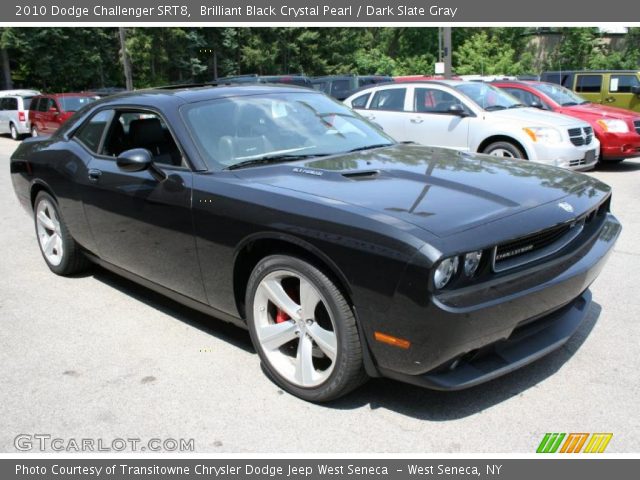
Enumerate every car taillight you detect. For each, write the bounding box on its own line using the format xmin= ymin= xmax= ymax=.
xmin=18 ymin=111 xmax=25 ymax=122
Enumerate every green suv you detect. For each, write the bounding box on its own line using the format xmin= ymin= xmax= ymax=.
xmin=541 ymin=70 xmax=640 ymax=112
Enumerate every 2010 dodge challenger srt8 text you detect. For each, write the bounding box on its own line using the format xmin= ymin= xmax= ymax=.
xmin=10 ymin=85 xmax=621 ymax=402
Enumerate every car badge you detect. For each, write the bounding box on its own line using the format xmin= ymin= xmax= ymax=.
xmin=558 ymin=202 xmax=574 ymax=213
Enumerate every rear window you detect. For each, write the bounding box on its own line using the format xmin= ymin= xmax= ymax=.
xmin=57 ymin=96 xmax=97 ymax=112
xmin=330 ymin=79 xmax=352 ymax=98
xmin=22 ymin=96 xmax=33 ymax=110
xmin=575 ymin=75 xmax=602 ymax=93
xmin=0 ymin=97 xmax=18 ymax=110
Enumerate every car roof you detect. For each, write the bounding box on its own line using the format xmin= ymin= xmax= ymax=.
xmin=36 ymin=92 xmax=99 ymax=98
xmin=81 ymin=83 xmax=322 ymax=107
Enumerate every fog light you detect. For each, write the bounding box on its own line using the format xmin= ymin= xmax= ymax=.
xmin=434 ymin=256 xmax=459 ymax=289
xmin=464 ymin=251 xmax=482 ymax=277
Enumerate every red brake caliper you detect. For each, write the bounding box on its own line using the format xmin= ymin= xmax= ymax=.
xmin=275 ymin=286 xmax=299 ymax=323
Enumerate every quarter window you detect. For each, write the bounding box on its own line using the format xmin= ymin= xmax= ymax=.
xmin=369 ymin=88 xmax=407 ymax=111
xmin=74 ymin=110 xmax=114 ymax=153
xmin=575 ymin=75 xmax=603 ymax=93
xmin=609 ymin=75 xmax=640 ymax=93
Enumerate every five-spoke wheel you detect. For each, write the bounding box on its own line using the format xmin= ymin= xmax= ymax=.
xmin=247 ymin=255 xmax=366 ymax=402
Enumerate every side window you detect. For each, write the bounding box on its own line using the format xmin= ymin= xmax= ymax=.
xmin=37 ymin=98 xmax=50 ymax=112
xmin=575 ymin=75 xmax=602 ymax=93
xmin=369 ymin=88 xmax=407 ymax=111
xmin=350 ymin=93 xmax=370 ymax=109
xmin=30 ymin=98 xmax=40 ymax=112
xmin=102 ymin=110 xmax=182 ymax=166
xmin=501 ymin=87 xmax=541 ymax=107
xmin=610 ymin=75 xmax=640 ymax=93
xmin=414 ymin=88 xmax=462 ymax=114
xmin=7 ymin=98 xmax=19 ymax=111
xmin=0 ymin=98 xmax=8 ymax=110
xmin=74 ymin=110 xmax=114 ymax=153
xmin=49 ymin=99 xmax=59 ymax=111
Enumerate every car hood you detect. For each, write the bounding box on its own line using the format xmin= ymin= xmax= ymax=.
xmin=233 ymin=144 xmax=609 ymax=238
xmin=558 ymin=102 xmax=639 ymax=121
xmin=487 ymin=107 xmax=587 ymax=128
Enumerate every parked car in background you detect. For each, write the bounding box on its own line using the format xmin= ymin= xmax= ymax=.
xmin=0 ymin=90 xmax=40 ymax=140
xmin=494 ymin=80 xmax=640 ymax=163
xmin=29 ymin=93 xmax=99 ymax=137
xmin=216 ymin=74 xmax=312 ymax=88
xmin=10 ymin=84 xmax=620 ymax=401
xmin=344 ymin=80 xmax=600 ymax=171
xmin=540 ymin=70 xmax=640 ymax=112
xmin=311 ymin=75 xmax=392 ymax=100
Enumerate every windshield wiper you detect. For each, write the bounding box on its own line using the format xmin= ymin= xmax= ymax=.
xmin=226 ymin=154 xmax=328 ymax=170
xmin=508 ymin=103 xmax=527 ymax=109
xmin=346 ymin=143 xmax=394 ymax=153
xmin=484 ymin=105 xmax=507 ymax=111
xmin=561 ymin=102 xmax=578 ymax=106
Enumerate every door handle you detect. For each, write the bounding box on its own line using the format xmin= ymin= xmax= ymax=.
xmin=410 ymin=117 xmax=424 ymax=124
xmin=88 ymin=168 xmax=102 ymax=181
xmin=604 ymin=97 xmax=615 ymax=103
xmin=367 ymin=114 xmax=376 ymax=120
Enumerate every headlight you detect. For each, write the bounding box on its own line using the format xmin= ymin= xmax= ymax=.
xmin=596 ymin=119 xmax=629 ymax=133
xmin=463 ymin=251 xmax=482 ymax=277
xmin=523 ymin=127 xmax=563 ymax=144
xmin=433 ymin=256 xmax=459 ymax=290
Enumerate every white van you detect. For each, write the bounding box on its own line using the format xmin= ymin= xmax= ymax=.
xmin=344 ymin=80 xmax=599 ymax=171
xmin=0 ymin=90 xmax=40 ymax=140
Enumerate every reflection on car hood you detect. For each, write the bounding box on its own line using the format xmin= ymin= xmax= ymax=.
xmin=488 ymin=107 xmax=589 ymax=128
xmin=234 ymin=144 xmax=610 ymax=237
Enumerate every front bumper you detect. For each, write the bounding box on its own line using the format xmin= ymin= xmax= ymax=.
xmin=599 ymin=131 xmax=640 ymax=160
xmin=380 ymin=290 xmax=591 ymax=390
xmin=369 ymin=213 xmax=620 ymax=390
xmin=529 ymin=139 xmax=600 ymax=171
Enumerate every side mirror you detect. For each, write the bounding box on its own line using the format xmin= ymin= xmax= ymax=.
xmin=631 ymin=85 xmax=640 ymax=95
xmin=448 ymin=104 xmax=469 ymax=117
xmin=117 ymin=148 xmax=153 ymax=172
xmin=117 ymin=148 xmax=168 ymax=182
xmin=530 ymin=101 xmax=544 ymax=109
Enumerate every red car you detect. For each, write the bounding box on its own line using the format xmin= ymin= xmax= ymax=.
xmin=29 ymin=93 xmax=98 ymax=137
xmin=494 ymin=80 xmax=640 ymax=163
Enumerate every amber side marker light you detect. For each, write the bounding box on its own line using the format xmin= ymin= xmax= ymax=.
xmin=374 ymin=331 xmax=411 ymax=349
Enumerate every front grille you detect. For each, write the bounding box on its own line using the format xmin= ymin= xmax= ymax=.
xmin=568 ymin=126 xmax=594 ymax=146
xmin=492 ymin=197 xmax=610 ymax=272
xmin=634 ymin=120 xmax=640 ymax=135
xmin=569 ymin=158 xmax=587 ymax=167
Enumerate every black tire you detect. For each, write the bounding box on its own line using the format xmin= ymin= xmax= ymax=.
xmin=246 ymin=255 xmax=367 ymax=402
xmin=10 ymin=123 xmax=20 ymax=141
xmin=33 ymin=191 xmax=90 ymax=275
xmin=482 ymin=141 xmax=525 ymax=159
xmin=31 ymin=125 xmax=38 ymax=137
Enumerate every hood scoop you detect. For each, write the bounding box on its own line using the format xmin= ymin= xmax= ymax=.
xmin=342 ymin=170 xmax=380 ymax=180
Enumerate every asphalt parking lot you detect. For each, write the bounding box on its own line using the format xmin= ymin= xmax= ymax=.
xmin=1 ymin=135 xmax=639 ymax=453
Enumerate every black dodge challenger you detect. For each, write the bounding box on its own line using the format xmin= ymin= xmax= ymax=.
xmin=10 ymin=85 xmax=621 ymax=401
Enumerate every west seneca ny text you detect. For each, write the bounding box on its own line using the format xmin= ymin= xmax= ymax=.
xmin=201 ymin=4 xmax=460 ymax=18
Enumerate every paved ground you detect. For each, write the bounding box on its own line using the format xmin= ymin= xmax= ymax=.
xmin=0 ymin=135 xmax=638 ymax=453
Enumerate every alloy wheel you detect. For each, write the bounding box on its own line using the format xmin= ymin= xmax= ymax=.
xmin=253 ymin=270 xmax=338 ymax=388
xmin=489 ymin=148 xmax=516 ymax=158
xmin=35 ymin=199 xmax=64 ymax=266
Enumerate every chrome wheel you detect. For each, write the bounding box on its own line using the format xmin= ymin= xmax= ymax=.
xmin=35 ymin=199 xmax=63 ymax=266
xmin=253 ymin=270 xmax=337 ymax=388
xmin=10 ymin=124 xmax=18 ymax=140
xmin=489 ymin=148 xmax=516 ymax=158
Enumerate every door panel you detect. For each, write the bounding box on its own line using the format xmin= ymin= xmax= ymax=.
xmin=404 ymin=87 xmax=471 ymax=149
xmin=82 ymin=160 xmax=207 ymax=302
xmin=574 ymin=74 xmax=604 ymax=104
xmin=360 ymin=87 xmax=410 ymax=139
xmin=607 ymin=74 xmax=640 ymax=111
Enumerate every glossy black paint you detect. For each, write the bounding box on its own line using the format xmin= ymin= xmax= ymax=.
xmin=10 ymin=85 xmax=621 ymax=389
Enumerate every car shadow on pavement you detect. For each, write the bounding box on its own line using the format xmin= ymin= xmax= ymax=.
xmin=91 ymin=267 xmax=255 ymax=354
xmin=596 ymin=160 xmax=640 ymax=172
xmin=327 ymin=301 xmax=602 ymax=420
